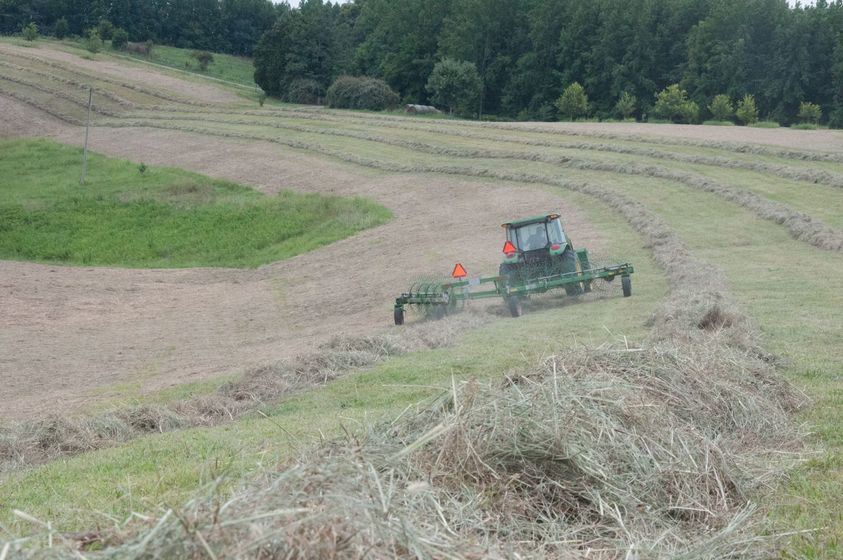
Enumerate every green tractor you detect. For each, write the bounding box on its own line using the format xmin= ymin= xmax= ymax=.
xmin=498 ymin=213 xmax=616 ymax=316
xmin=393 ymin=212 xmax=633 ymax=325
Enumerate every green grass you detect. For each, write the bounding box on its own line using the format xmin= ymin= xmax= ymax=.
xmin=790 ymin=122 xmax=819 ymax=130
xmin=0 ymin=139 xmax=390 ymax=268
xmin=749 ymin=120 xmax=782 ymax=128
xmin=702 ymin=119 xmax=735 ymax=126
xmin=0 ymin=187 xmax=666 ymax=534
xmin=122 ymin=44 xmax=257 ymax=88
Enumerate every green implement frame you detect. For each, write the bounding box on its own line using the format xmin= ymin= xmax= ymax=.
xmin=394 ymin=262 xmax=634 ymax=325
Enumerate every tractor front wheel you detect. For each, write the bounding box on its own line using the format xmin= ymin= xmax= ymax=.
xmin=506 ymin=296 xmax=523 ymax=318
xmin=621 ymin=275 xmax=632 ymax=297
xmin=394 ymin=306 xmax=405 ymax=325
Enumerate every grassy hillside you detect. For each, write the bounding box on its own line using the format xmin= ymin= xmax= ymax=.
xmin=1 ymin=44 xmax=842 ymax=557
xmin=121 ymin=44 xmax=257 ymax=88
xmin=0 ymin=139 xmax=390 ymax=267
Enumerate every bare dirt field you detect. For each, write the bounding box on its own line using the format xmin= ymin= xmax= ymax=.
xmin=0 ymin=96 xmax=595 ymax=419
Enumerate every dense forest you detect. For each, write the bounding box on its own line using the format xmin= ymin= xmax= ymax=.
xmin=0 ymin=0 xmax=278 ymax=55
xmin=2 ymin=0 xmax=842 ymax=125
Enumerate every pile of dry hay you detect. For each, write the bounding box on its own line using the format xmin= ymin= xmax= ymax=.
xmin=0 ymin=311 xmax=488 ymax=472
xmin=6 ymin=338 xmax=802 ymax=558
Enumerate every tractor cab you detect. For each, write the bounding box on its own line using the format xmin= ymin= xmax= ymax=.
xmin=499 ymin=213 xmax=590 ymax=294
xmin=502 ymin=214 xmax=569 ymax=260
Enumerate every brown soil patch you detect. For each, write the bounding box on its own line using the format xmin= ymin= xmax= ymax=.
xmin=0 ymin=97 xmax=599 ymax=420
xmin=0 ymin=43 xmax=240 ymax=105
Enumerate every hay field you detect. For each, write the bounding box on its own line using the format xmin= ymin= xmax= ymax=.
xmin=1 ymin=41 xmax=842 ymax=557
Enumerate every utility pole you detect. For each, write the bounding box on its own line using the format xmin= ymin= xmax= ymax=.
xmin=80 ymin=85 xmax=92 ymax=184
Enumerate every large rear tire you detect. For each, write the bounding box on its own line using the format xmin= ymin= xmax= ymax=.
xmin=621 ymin=275 xmax=632 ymax=297
xmin=394 ymin=306 xmax=405 ymax=325
xmin=562 ymin=249 xmax=583 ymax=296
xmin=506 ymin=296 xmax=523 ymax=318
xmin=499 ymin=262 xmax=516 ymax=287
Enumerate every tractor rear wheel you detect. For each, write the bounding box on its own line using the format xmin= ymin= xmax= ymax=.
xmin=506 ymin=296 xmax=523 ymax=318
xmin=562 ymin=249 xmax=583 ymax=296
xmin=394 ymin=306 xmax=405 ymax=325
xmin=499 ymin=262 xmax=516 ymax=287
xmin=622 ymin=275 xmax=632 ymax=297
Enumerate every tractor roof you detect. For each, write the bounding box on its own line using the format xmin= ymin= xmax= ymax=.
xmin=501 ymin=213 xmax=560 ymax=229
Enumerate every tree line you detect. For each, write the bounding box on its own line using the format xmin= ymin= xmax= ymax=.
xmin=253 ymin=0 xmax=843 ymax=126
xmin=3 ymin=0 xmax=842 ymax=126
xmin=0 ymin=0 xmax=278 ymax=55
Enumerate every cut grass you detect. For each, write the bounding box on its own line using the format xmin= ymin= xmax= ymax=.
xmin=0 ymin=189 xmax=666 ymax=534
xmin=2 ymin=49 xmax=842 ymax=554
xmin=0 ymin=139 xmax=390 ymax=267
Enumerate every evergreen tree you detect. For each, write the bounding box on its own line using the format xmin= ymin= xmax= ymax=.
xmin=21 ymin=21 xmax=36 ymax=40
xmin=797 ymin=101 xmax=821 ymax=124
xmin=54 ymin=17 xmax=68 ymax=39
xmin=708 ymin=94 xmax=734 ymax=121
xmin=736 ymin=94 xmax=759 ymax=125
xmin=615 ymin=91 xmax=637 ymax=120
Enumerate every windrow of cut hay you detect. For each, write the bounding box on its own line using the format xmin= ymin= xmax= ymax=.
xmin=0 ymin=49 xmax=214 ymax=108
xmin=283 ymin=106 xmax=843 ymax=164
xmin=0 ymin=81 xmax=85 ymax=124
xmin=269 ymin=117 xmax=843 ymax=250
xmin=0 ymin=60 xmax=136 ymax=109
xmin=0 ymin=312 xmax=489 ymax=472
xmin=168 ymin=107 xmax=843 ymax=189
xmin=6 ymin=343 xmax=801 ymax=558
xmin=102 ymin=116 xmax=843 ymax=253
xmin=0 ymin=74 xmax=126 ymax=118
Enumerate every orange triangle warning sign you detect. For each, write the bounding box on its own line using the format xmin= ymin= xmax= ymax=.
xmin=451 ymin=263 xmax=468 ymax=278
xmin=502 ymin=241 xmax=517 ymax=254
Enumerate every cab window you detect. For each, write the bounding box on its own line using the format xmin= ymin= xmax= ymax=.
xmin=549 ymin=219 xmax=566 ymax=245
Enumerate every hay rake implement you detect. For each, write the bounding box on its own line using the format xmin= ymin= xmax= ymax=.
xmin=394 ymin=212 xmax=634 ymax=325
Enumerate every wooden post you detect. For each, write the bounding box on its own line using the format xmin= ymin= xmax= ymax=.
xmin=80 ymin=85 xmax=92 ymax=184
